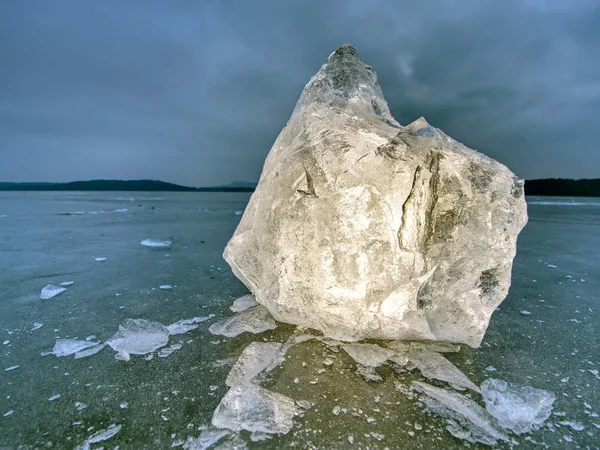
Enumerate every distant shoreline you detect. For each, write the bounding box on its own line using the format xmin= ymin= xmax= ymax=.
xmin=0 ymin=178 xmax=599 ymax=197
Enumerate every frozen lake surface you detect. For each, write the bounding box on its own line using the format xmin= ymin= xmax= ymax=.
xmin=0 ymin=192 xmax=598 ymax=448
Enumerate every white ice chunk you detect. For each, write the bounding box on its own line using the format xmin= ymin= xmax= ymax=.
xmin=53 ymin=339 xmax=100 ymax=357
xmin=76 ymin=424 xmax=121 ymax=450
xmin=481 ymin=378 xmax=556 ymax=434
xmin=342 ymin=343 xmax=396 ymax=367
xmin=75 ymin=402 xmax=87 ymax=411
xmin=226 ymin=342 xmax=284 ymax=387
xmin=115 ymin=351 xmax=131 ymax=361
xmin=30 ymin=322 xmax=43 ymax=331
xmin=74 ymin=343 xmax=106 ymax=359
xmin=4 ymin=365 xmax=20 ymax=371
xmin=520 ymin=310 xmax=531 ymax=315
xmin=3 ymin=410 xmax=13 ymax=417
xmin=408 ymin=348 xmax=481 ymax=393
xmin=212 ymin=383 xmax=298 ymax=434
xmin=183 ymin=428 xmax=231 ymax=450
xmin=158 ymin=342 xmax=182 ymax=358
xmin=141 ymin=239 xmax=172 ymax=248
xmin=106 ymin=319 xmax=169 ymax=355
xmin=60 ymin=281 xmax=74 ymax=287
xmin=159 ymin=284 xmax=173 ymax=290
xmin=48 ymin=394 xmax=61 ymax=401
xmin=94 ymin=257 xmax=107 ymax=262
xmin=208 ymin=306 xmax=276 ymax=338
xmin=412 ymin=381 xmax=509 ymax=446
xmin=230 ymin=294 xmax=258 ymax=313
xmin=167 ymin=315 xmax=215 ymax=335
xmin=234 ymin=210 xmax=243 ymax=216
xmin=40 ymin=284 xmax=67 ymax=300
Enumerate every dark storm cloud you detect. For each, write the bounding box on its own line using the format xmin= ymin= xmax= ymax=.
xmin=0 ymin=0 xmax=598 ymax=185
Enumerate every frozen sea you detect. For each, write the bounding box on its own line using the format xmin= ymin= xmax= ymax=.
xmin=0 ymin=192 xmax=598 ymax=449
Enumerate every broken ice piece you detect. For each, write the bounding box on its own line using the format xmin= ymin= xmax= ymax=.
xmin=183 ymin=428 xmax=231 ymax=449
xmin=226 ymin=342 xmax=284 ymax=387
xmin=48 ymin=394 xmax=61 ymax=401
xmin=74 ymin=343 xmax=106 ymax=359
xmin=159 ymin=284 xmax=173 ymax=290
xmin=408 ymin=348 xmax=481 ymax=393
xmin=212 ymin=383 xmax=298 ymax=434
xmin=520 ymin=310 xmax=531 ymax=315
xmin=106 ymin=318 xmax=169 ymax=355
xmin=4 ymin=365 xmax=20 ymax=372
xmin=76 ymin=424 xmax=121 ymax=449
xmin=60 ymin=281 xmax=74 ymax=287
xmin=356 ymin=365 xmax=383 ymax=382
xmin=229 ymin=294 xmax=258 ymax=313
xmin=140 ymin=239 xmax=171 ymax=248
xmin=40 ymin=284 xmax=66 ymax=300
xmin=342 ymin=343 xmax=396 ymax=368
xmin=412 ymin=381 xmax=509 ymax=446
xmin=30 ymin=322 xmax=43 ymax=331
xmin=481 ymin=378 xmax=556 ymax=434
xmin=94 ymin=257 xmax=107 ymax=262
xmin=208 ymin=306 xmax=276 ymax=338
xmin=53 ymin=339 xmax=100 ymax=357
xmin=75 ymin=402 xmax=87 ymax=411
xmin=158 ymin=342 xmax=183 ymax=358
xmin=167 ymin=315 xmax=215 ymax=335
xmin=115 ymin=351 xmax=131 ymax=361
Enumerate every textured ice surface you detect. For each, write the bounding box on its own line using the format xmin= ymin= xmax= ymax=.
xmin=342 ymin=343 xmax=396 ymax=367
xmin=408 ymin=348 xmax=480 ymax=392
xmin=167 ymin=315 xmax=214 ymax=335
xmin=106 ymin=319 xmax=169 ymax=355
xmin=183 ymin=428 xmax=231 ymax=449
xmin=212 ymin=383 xmax=298 ymax=434
xmin=413 ymin=381 xmax=510 ymax=445
xmin=74 ymin=343 xmax=106 ymax=359
xmin=40 ymin=284 xmax=66 ymax=300
xmin=140 ymin=239 xmax=172 ymax=248
xmin=53 ymin=339 xmax=100 ymax=357
xmin=209 ymin=306 xmax=276 ymax=338
xmin=481 ymin=378 xmax=556 ymax=434
xmin=76 ymin=424 xmax=121 ymax=450
xmin=226 ymin=342 xmax=284 ymax=386
xmin=230 ymin=294 xmax=258 ymax=313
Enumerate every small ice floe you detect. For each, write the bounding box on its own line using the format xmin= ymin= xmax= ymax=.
xmin=4 ymin=365 xmax=20 ymax=372
xmin=74 ymin=343 xmax=106 ymax=359
xmin=159 ymin=284 xmax=173 ymax=290
xmin=184 ymin=428 xmax=231 ymax=449
xmin=75 ymin=402 xmax=87 ymax=411
xmin=52 ymin=339 xmax=100 ymax=357
xmin=230 ymin=294 xmax=259 ymax=313
xmin=547 ymin=264 xmax=558 ymax=269
xmin=30 ymin=322 xmax=43 ymax=331
xmin=212 ymin=383 xmax=298 ymax=434
xmin=140 ymin=239 xmax=172 ymax=248
xmin=158 ymin=342 xmax=182 ymax=358
xmin=412 ymin=381 xmax=510 ymax=446
xmin=234 ymin=210 xmax=243 ymax=216
xmin=485 ymin=366 xmax=497 ymax=372
xmin=106 ymin=319 xmax=169 ymax=358
xmin=94 ymin=257 xmax=107 ymax=262
xmin=520 ymin=310 xmax=532 ymax=315
xmin=481 ymin=378 xmax=556 ymax=434
xmin=226 ymin=342 xmax=284 ymax=387
xmin=209 ymin=306 xmax=277 ymax=338
xmin=167 ymin=315 xmax=215 ymax=335
xmin=3 ymin=340 xmax=9 ymax=345
xmin=408 ymin=348 xmax=481 ymax=393
xmin=48 ymin=394 xmax=61 ymax=401
xmin=3 ymin=410 xmax=13 ymax=417
xmin=40 ymin=284 xmax=67 ymax=300
xmin=75 ymin=424 xmax=121 ymax=450
xmin=558 ymin=421 xmax=586 ymax=431
xmin=60 ymin=281 xmax=74 ymax=287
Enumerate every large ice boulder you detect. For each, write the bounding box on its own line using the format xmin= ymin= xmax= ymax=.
xmin=224 ymin=44 xmax=527 ymax=347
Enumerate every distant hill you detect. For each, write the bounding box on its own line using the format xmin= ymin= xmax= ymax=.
xmin=222 ymin=181 xmax=258 ymax=189
xmin=0 ymin=179 xmax=255 ymax=192
xmin=524 ymin=178 xmax=600 ymax=197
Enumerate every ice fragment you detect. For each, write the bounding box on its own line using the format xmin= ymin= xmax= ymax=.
xmin=209 ymin=306 xmax=276 ymax=338
xmin=229 ymin=294 xmax=258 ymax=312
xmin=141 ymin=239 xmax=172 ymax=248
xmin=226 ymin=342 xmax=284 ymax=386
xmin=53 ymin=339 xmax=99 ymax=357
xmin=40 ymin=284 xmax=66 ymax=300
xmin=106 ymin=319 xmax=169 ymax=355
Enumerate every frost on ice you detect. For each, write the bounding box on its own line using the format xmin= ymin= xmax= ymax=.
xmin=106 ymin=319 xmax=169 ymax=356
xmin=40 ymin=284 xmax=67 ymax=300
xmin=226 ymin=342 xmax=284 ymax=386
xmin=140 ymin=239 xmax=172 ymax=248
xmin=167 ymin=315 xmax=215 ymax=335
xmin=229 ymin=294 xmax=258 ymax=313
xmin=212 ymin=383 xmax=298 ymax=435
xmin=53 ymin=339 xmax=100 ymax=357
xmin=412 ymin=381 xmax=510 ymax=446
xmin=481 ymin=378 xmax=556 ymax=434
xmin=209 ymin=306 xmax=277 ymax=338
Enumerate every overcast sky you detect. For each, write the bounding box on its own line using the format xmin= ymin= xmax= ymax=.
xmin=1 ymin=0 xmax=598 ymax=186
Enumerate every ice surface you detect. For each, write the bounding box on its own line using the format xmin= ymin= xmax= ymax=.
xmin=226 ymin=342 xmax=284 ymax=386
xmin=212 ymin=383 xmax=298 ymax=434
xmin=158 ymin=342 xmax=182 ymax=358
xmin=408 ymin=348 xmax=481 ymax=393
xmin=76 ymin=424 xmax=121 ymax=450
xmin=342 ymin=343 xmax=396 ymax=367
xmin=167 ymin=315 xmax=214 ymax=335
xmin=183 ymin=428 xmax=231 ymax=449
xmin=140 ymin=239 xmax=172 ymax=248
xmin=209 ymin=306 xmax=276 ymax=338
xmin=412 ymin=381 xmax=510 ymax=445
xmin=53 ymin=339 xmax=100 ymax=357
xmin=481 ymin=378 xmax=556 ymax=434
xmin=60 ymin=281 xmax=74 ymax=287
xmin=106 ymin=319 xmax=170 ymax=355
xmin=74 ymin=343 xmax=106 ymax=359
xmin=40 ymin=284 xmax=66 ymax=300
xmin=229 ymin=294 xmax=258 ymax=313
xmin=159 ymin=284 xmax=173 ymax=290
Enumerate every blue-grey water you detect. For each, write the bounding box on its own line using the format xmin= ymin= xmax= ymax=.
xmin=0 ymin=192 xmax=598 ymax=449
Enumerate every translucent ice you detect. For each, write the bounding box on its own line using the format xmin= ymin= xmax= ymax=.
xmin=209 ymin=306 xmax=276 ymax=338
xmin=481 ymin=378 xmax=556 ymax=434
xmin=74 ymin=343 xmax=106 ymax=359
xmin=140 ymin=239 xmax=172 ymax=248
xmin=183 ymin=428 xmax=231 ymax=449
xmin=76 ymin=424 xmax=121 ymax=450
xmin=167 ymin=315 xmax=215 ymax=335
xmin=40 ymin=284 xmax=66 ymax=300
xmin=158 ymin=342 xmax=182 ymax=358
xmin=226 ymin=342 xmax=284 ymax=386
xmin=412 ymin=381 xmax=509 ymax=445
xmin=106 ymin=319 xmax=169 ymax=355
xmin=342 ymin=343 xmax=396 ymax=367
xmin=229 ymin=294 xmax=258 ymax=313
xmin=53 ymin=339 xmax=100 ymax=357
xmin=408 ymin=348 xmax=481 ymax=393
xmin=212 ymin=383 xmax=298 ymax=434
xmin=30 ymin=322 xmax=43 ymax=331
